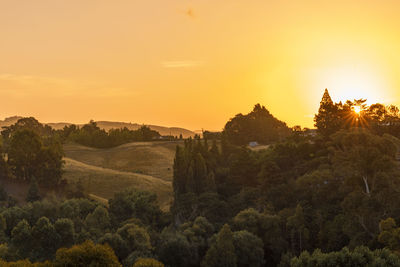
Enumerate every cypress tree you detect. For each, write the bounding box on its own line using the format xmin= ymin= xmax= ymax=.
xmin=314 ymin=89 xmax=341 ymax=137
xmin=185 ymin=162 xmax=196 ymax=193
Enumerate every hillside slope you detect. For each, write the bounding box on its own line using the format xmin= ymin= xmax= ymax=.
xmin=63 ymin=157 xmax=172 ymax=210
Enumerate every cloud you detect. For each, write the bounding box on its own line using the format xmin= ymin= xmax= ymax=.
xmin=162 ymin=61 xmax=203 ymax=68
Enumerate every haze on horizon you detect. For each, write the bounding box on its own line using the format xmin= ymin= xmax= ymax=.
xmin=1 ymin=0 xmax=400 ymax=131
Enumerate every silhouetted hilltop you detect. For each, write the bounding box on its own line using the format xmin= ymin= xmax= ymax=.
xmin=0 ymin=116 xmax=195 ymax=138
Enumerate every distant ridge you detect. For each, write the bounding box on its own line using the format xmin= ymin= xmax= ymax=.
xmin=0 ymin=116 xmax=195 ymax=138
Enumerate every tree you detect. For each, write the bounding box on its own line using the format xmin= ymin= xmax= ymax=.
xmin=109 ymin=188 xmax=163 ymax=227
xmin=84 ymin=206 xmax=110 ymax=240
xmin=201 ymin=224 xmax=237 ymax=267
xmin=286 ymin=205 xmax=309 ymax=255
xmin=331 ymin=129 xmax=397 ymax=196
xmin=54 ymin=240 xmax=121 ymax=267
xmin=223 ymin=104 xmax=289 ymax=145
xmin=7 ymin=129 xmax=63 ymax=187
xmin=157 ymin=229 xmax=192 ymax=267
xmin=314 ymin=89 xmax=341 ymax=137
xmin=233 ymin=230 xmax=264 ymax=267
xmin=8 ymin=130 xmax=42 ymax=182
xmin=31 ymin=217 xmax=59 ymax=260
xmin=55 ymin=218 xmax=75 ymax=248
xmin=233 ymin=208 xmax=287 ymax=265
xmin=378 ymin=217 xmax=400 ymax=252
xmin=11 ymin=219 xmax=32 ymax=259
xmin=26 ymin=178 xmax=41 ymax=202
xmin=289 ymin=246 xmax=400 ymax=266
xmin=180 ymin=216 xmax=215 ymax=264
xmin=99 ymin=233 xmax=127 ymax=262
xmin=116 ymin=223 xmax=152 ymax=261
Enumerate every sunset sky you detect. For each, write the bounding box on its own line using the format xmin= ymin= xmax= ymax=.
xmin=1 ymin=0 xmax=400 ymax=130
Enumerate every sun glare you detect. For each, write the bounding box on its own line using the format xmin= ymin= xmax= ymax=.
xmin=353 ymin=105 xmax=361 ymax=114
xmin=314 ymin=65 xmax=392 ymax=109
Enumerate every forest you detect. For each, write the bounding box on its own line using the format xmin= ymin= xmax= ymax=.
xmin=1 ymin=89 xmax=400 ymax=266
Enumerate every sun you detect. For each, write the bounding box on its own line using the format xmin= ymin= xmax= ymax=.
xmin=353 ymin=105 xmax=361 ymax=115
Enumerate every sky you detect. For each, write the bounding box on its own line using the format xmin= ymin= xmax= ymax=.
xmin=1 ymin=0 xmax=400 ymax=131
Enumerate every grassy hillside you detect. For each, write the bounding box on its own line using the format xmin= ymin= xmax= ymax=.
xmin=63 ymin=141 xmax=182 ymax=181
xmin=62 ymin=140 xmax=182 ymax=210
xmin=63 ymin=157 xmax=172 ymax=210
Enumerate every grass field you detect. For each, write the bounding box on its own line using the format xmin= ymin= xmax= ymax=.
xmin=62 ymin=141 xmax=183 ymax=210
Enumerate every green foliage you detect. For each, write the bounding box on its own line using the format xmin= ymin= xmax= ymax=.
xmin=31 ymin=217 xmax=58 ymax=261
xmin=233 ymin=230 xmax=264 ymax=267
xmin=26 ymin=178 xmax=41 ymax=202
xmin=65 ymin=121 xmax=161 ymax=148
xmin=289 ymin=246 xmax=400 ymax=266
xmin=287 ymin=205 xmax=310 ymax=254
xmin=11 ymin=219 xmax=32 ymax=259
xmin=233 ymin=208 xmax=286 ymax=265
xmin=54 ymin=218 xmax=75 ymax=248
xmin=223 ymin=104 xmax=290 ymax=145
xmin=157 ymin=229 xmax=192 ymax=267
xmin=109 ymin=188 xmax=163 ymax=227
xmin=116 ymin=223 xmax=152 ymax=261
xmin=378 ymin=217 xmax=400 ymax=252
xmin=84 ymin=206 xmax=110 ymax=240
xmin=7 ymin=129 xmax=63 ymax=187
xmin=201 ymin=224 xmax=237 ymax=267
xmin=54 ymin=240 xmax=121 ymax=267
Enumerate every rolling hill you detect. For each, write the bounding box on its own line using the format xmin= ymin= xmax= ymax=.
xmin=62 ymin=140 xmax=182 ymax=210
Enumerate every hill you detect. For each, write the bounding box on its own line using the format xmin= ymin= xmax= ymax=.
xmin=63 ymin=141 xmax=180 ymax=181
xmin=63 ymin=157 xmax=172 ymax=210
xmin=0 ymin=116 xmax=23 ymax=129
xmin=0 ymin=116 xmax=195 ymax=138
xmin=62 ymin=140 xmax=181 ymax=210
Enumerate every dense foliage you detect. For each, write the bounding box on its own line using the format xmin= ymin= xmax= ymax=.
xmin=60 ymin=121 xmax=161 ymax=148
xmin=1 ymin=118 xmax=64 ymax=188
xmin=223 ymin=104 xmax=290 ymax=145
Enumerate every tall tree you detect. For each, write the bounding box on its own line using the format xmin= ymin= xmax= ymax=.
xmin=314 ymin=89 xmax=341 ymax=137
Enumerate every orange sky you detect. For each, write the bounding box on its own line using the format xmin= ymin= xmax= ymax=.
xmin=1 ymin=0 xmax=400 ymax=130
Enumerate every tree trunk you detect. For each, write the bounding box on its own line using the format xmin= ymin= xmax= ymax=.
xmin=362 ymin=176 xmax=370 ymax=195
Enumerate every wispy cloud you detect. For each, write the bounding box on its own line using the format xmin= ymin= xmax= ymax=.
xmin=162 ymin=61 xmax=203 ymax=68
